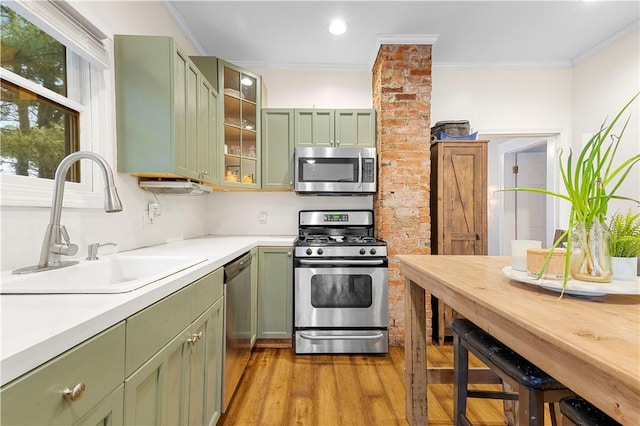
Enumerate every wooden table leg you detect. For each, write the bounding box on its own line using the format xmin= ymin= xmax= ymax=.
xmin=404 ymin=278 xmax=427 ymax=424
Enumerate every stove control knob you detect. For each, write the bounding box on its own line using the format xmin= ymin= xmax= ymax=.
xmin=317 ymin=248 xmax=324 ymax=255
xmin=306 ymin=248 xmax=312 ymax=255
xmin=359 ymin=248 xmax=366 ymax=255
xmin=370 ymin=248 xmax=377 ymax=255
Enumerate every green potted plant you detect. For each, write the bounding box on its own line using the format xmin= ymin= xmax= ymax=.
xmin=609 ymin=209 xmax=640 ymax=280
xmin=503 ymin=92 xmax=640 ymax=292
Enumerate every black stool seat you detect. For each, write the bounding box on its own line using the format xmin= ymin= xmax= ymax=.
xmin=451 ymin=318 xmax=574 ymax=425
xmin=451 ymin=318 xmax=565 ymax=390
xmin=559 ymin=397 xmax=621 ymax=426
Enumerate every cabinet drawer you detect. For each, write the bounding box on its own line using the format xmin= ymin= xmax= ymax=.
xmin=126 ymin=286 xmax=192 ymax=376
xmin=0 ymin=322 xmax=125 ymax=425
xmin=192 ymin=267 xmax=223 ymax=320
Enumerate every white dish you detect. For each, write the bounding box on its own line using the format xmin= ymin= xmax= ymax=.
xmin=502 ymin=266 xmax=640 ymax=297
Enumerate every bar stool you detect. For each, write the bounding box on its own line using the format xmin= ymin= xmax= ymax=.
xmin=559 ymin=396 xmax=621 ymax=426
xmin=451 ymin=318 xmax=574 ymax=426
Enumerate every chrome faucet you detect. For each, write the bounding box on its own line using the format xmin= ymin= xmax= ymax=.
xmin=13 ymin=151 xmax=123 ymax=274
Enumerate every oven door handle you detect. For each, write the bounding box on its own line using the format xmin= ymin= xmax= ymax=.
xmin=297 ymin=259 xmax=386 ymax=266
xmin=298 ymin=333 xmax=385 ymax=341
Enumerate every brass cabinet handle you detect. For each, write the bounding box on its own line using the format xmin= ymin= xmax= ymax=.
xmin=62 ymin=383 xmax=86 ymax=402
xmin=187 ymin=332 xmax=203 ymax=345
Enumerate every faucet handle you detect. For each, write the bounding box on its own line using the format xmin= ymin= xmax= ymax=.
xmin=86 ymin=242 xmax=117 ymax=261
xmin=50 ymin=226 xmax=78 ymax=256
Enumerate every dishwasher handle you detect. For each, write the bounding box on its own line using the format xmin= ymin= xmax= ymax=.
xmin=224 ymin=252 xmax=252 ymax=283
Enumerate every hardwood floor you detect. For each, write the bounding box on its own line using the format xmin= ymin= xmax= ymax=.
xmin=220 ymin=345 xmax=530 ymax=425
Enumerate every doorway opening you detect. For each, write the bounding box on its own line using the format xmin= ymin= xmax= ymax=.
xmin=481 ymin=133 xmax=562 ymax=255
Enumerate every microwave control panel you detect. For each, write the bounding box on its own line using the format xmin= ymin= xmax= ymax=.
xmin=362 ymin=158 xmax=375 ymax=183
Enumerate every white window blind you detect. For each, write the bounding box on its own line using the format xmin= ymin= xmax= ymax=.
xmin=6 ymin=0 xmax=109 ymax=67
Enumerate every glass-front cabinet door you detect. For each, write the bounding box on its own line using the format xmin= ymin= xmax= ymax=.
xmin=219 ymin=60 xmax=261 ymax=187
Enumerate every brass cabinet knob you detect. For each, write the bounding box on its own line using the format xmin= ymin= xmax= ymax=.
xmin=187 ymin=331 xmax=203 ymax=345
xmin=62 ymin=383 xmax=86 ymax=402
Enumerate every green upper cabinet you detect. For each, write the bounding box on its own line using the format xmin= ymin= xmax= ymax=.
xmin=198 ymin=77 xmax=219 ymax=185
xmin=262 ymin=109 xmax=295 ymax=190
xmin=335 ymin=109 xmax=377 ymax=146
xmin=114 ymin=35 xmax=218 ymax=184
xmin=192 ymin=57 xmax=263 ymax=188
xmin=220 ymin=60 xmax=262 ymax=188
xmin=294 ymin=109 xmax=376 ymax=147
xmin=294 ymin=109 xmax=334 ymax=146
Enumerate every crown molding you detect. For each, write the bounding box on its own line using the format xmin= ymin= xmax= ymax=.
xmin=162 ymin=0 xmax=207 ymax=55
xmin=432 ymin=61 xmax=573 ymax=70
xmin=231 ymin=61 xmax=371 ymax=72
xmin=572 ymin=20 xmax=640 ymax=66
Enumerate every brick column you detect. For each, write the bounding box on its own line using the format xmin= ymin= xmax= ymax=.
xmin=372 ymin=44 xmax=432 ymax=346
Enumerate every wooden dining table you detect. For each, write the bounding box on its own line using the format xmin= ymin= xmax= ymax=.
xmin=398 ymin=255 xmax=640 ymax=425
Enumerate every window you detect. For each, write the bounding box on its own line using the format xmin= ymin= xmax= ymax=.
xmin=0 ymin=0 xmax=111 ymax=208
xmin=1 ymin=5 xmax=80 ymax=181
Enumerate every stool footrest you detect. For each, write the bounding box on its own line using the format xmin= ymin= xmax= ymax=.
xmin=468 ymin=390 xmax=519 ymax=400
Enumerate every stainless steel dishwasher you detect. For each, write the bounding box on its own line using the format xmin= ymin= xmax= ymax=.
xmin=223 ymin=252 xmax=252 ymax=412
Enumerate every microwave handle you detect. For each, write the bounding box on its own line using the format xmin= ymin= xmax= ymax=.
xmin=357 ymin=152 xmax=362 ymax=189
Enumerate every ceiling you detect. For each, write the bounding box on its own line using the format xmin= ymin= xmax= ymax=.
xmin=165 ymin=1 xmax=640 ymax=71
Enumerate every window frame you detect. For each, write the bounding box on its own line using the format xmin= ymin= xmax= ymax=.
xmin=0 ymin=0 xmax=113 ymax=209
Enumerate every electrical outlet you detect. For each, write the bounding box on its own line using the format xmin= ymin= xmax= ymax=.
xmin=259 ymin=211 xmax=268 ymax=224
xmin=149 ymin=202 xmax=161 ymax=217
xmin=142 ymin=211 xmax=153 ymax=228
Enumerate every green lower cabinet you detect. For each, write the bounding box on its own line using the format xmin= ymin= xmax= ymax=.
xmin=188 ymin=297 xmax=224 ymax=426
xmin=124 ymin=325 xmax=191 ymax=425
xmin=250 ymin=247 xmax=259 ymax=347
xmin=76 ymin=384 xmax=124 ymax=426
xmin=258 ymin=246 xmax=293 ymax=339
xmin=0 ymin=322 xmax=125 ymax=426
xmin=124 ymin=268 xmax=224 ymax=426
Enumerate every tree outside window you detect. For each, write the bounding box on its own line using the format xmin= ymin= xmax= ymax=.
xmin=1 ymin=5 xmax=80 ymax=181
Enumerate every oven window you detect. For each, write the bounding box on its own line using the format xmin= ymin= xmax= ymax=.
xmin=310 ymin=274 xmax=372 ymax=308
xmin=300 ymin=158 xmax=357 ymax=182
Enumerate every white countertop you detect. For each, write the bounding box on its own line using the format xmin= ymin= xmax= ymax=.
xmin=0 ymin=235 xmax=295 ymax=386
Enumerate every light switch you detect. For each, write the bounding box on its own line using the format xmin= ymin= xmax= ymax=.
xmin=259 ymin=211 xmax=268 ymax=224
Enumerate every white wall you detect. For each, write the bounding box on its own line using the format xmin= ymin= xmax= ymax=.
xmin=208 ymin=192 xmax=372 ymax=236
xmin=572 ymin=30 xmax=640 ymax=219
xmin=431 ymin=68 xmax=573 ymax=133
xmin=253 ymin=68 xmax=372 ymax=108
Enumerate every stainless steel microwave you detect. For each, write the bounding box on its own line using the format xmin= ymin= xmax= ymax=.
xmin=294 ymin=146 xmax=377 ymax=194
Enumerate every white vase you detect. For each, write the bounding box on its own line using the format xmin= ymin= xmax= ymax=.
xmin=611 ymin=257 xmax=638 ymax=281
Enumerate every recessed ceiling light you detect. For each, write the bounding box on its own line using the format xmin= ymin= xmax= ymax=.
xmin=329 ymin=19 xmax=347 ymax=35
xmin=240 ymin=77 xmax=253 ymax=86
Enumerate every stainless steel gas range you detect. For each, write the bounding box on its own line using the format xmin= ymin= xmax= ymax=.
xmin=293 ymin=210 xmax=389 ymax=354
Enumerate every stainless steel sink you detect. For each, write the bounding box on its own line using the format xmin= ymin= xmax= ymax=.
xmin=1 ymin=255 xmax=207 ymax=294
